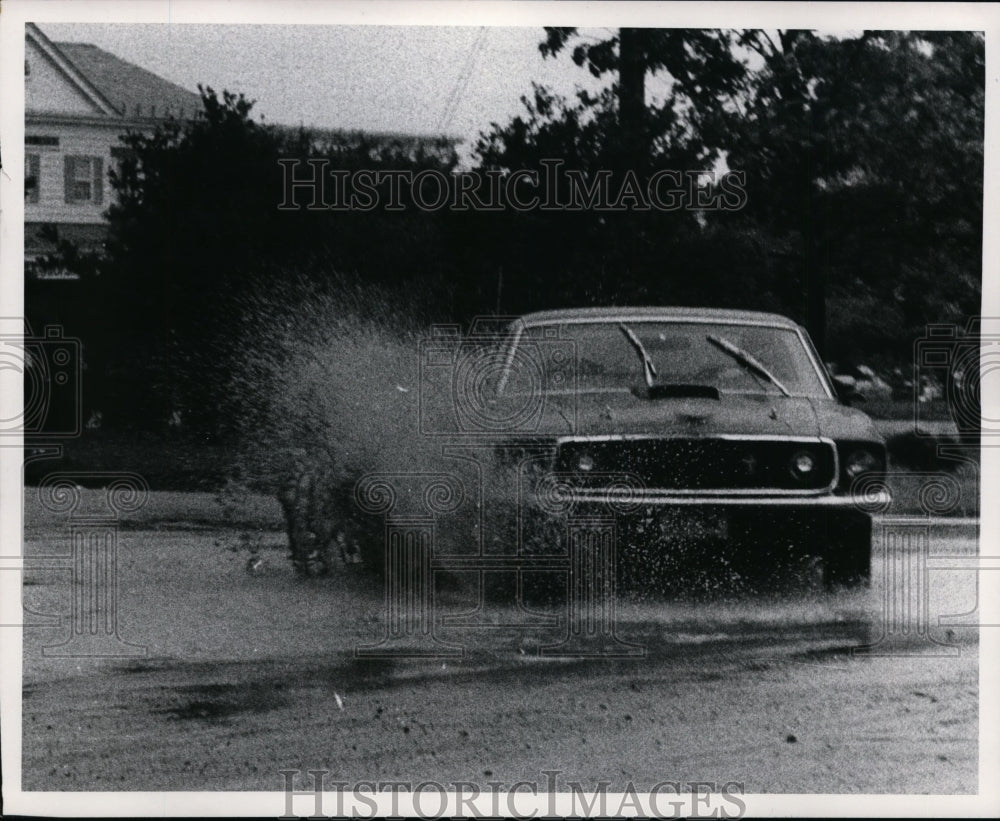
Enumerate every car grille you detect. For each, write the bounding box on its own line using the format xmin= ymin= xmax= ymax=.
xmin=554 ymin=437 xmax=837 ymax=493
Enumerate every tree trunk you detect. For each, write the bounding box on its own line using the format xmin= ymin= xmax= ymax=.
xmin=618 ymin=28 xmax=647 ymax=170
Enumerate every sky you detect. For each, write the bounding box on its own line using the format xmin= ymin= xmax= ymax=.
xmin=40 ymin=23 xmax=615 ymax=152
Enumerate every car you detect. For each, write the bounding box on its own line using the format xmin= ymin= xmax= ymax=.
xmin=486 ymin=307 xmax=887 ymax=592
xmin=280 ymin=306 xmax=887 ymax=593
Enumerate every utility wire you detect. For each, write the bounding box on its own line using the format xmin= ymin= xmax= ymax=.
xmin=438 ymin=27 xmax=488 ymax=133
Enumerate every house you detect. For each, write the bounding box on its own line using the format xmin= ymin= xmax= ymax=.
xmin=280 ymin=124 xmax=461 ymax=169
xmin=24 ymin=23 xmax=203 ymax=276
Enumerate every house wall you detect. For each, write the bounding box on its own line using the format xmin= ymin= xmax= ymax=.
xmin=25 ymin=119 xmax=125 ymax=226
xmin=25 ymin=38 xmax=103 ymax=116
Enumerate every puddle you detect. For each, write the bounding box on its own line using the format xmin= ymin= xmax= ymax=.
xmin=153 ymin=681 xmax=287 ymax=721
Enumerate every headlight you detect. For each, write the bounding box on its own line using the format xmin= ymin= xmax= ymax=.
xmin=577 ymin=452 xmax=595 ymax=472
xmin=789 ymin=449 xmax=816 ymax=478
xmin=844 ymin=449 xmax=880 ymax=478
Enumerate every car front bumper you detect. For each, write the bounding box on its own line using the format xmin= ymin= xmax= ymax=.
xmin=561 ymin=489 xmax=890 ymax=509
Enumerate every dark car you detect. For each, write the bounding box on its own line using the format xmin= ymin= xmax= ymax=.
xmin=489 ymin=307 xmax=887 ymax=590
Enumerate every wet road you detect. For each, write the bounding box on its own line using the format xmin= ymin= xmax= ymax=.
xmin=19 ymin=522 xmax=979 ymax=794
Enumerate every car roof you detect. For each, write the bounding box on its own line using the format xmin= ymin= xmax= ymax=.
xmin=514 ymin=306 xmax=802 ymax=329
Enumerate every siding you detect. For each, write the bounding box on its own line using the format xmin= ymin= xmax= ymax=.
xmin=24 ymin=121 xmax=123 ymax=225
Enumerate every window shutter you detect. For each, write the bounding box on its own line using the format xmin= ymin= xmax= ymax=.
xmin=25 ymin=155 xmax=40 ymax=203
xmin=93 ymin=157 xmax=104 ymax=205
xmin=64 ymin=155 xmax=74 ymax=203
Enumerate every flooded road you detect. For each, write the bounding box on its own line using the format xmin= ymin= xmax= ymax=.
xmin=19 ymin=521 xmax=979 ymax=794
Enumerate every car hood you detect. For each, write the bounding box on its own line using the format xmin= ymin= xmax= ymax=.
xmin=534 ymin=388 xmax=873 ymax=440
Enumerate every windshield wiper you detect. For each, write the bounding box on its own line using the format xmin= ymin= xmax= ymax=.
xmin=618 ymin=322 xmax=658 ymax=389
xmin=706 ymin=334 xmax=791 ymax=397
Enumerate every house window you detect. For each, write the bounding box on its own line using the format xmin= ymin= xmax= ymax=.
xmin=26 ymin=135 xmax=59 ymax=147
xmin=25 ymin=154 xmax=40 ymax=203
xmin=63 ymin=155 xmax=103 ymax=205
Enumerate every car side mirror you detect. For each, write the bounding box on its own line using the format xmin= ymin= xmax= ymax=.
xmin=833 ymin=376 xmax=866 ymax=407
xmin=833 ymin=379 xmax=865 ymax=406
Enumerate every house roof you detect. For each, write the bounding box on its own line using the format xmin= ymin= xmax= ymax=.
xmin=52 ymin=40 xmax=202 ymax=121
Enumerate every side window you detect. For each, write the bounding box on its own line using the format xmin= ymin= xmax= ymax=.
xmin=63 ymin=155 xmax=104 ymax=205
xmin=25 ymin=154 xmax=40 ymax=203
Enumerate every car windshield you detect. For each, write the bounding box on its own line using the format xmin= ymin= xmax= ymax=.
xmin=511 ymin=320 xmax=829 ymax=397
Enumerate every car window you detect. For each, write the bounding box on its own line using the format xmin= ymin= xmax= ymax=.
xmin=514 ymin=320 xmax=829 ymax=397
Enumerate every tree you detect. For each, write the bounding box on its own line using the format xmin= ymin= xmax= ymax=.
xmin=539 ymin=27 xmax=747 ymax=166
xmin=475 ymin=28 xmax=983 ymax=368
xmin=723 ymin=30 xmax=984 ymax=362
xmin=463 ymin=29 xmax=771 ymax=318
xmin=94 ymin=87 xmax=286 ymax=428
xmin=95 ymin=87 xmax=462 ymax=431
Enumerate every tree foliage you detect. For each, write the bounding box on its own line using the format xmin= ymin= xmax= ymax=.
xmin=724 ymin=30 xmax=984 ymax=362
xmin=471 ymin=28 xmax=984 ymax=364
xmin=34 ymin=30 xmax=983 ymax=433
xmin=87 ymin=86 xmax=460 ymax=430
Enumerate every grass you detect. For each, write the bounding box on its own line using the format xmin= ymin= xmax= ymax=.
xmin=23 ymin=484 xmax=284 ymax=533
xmin=883 ymin=471 xmax=979 ymax=518
xmin=23 ymin=450 xmax=979 ymax=531
xmin=24 ymin=429 xmax=239 ymax=492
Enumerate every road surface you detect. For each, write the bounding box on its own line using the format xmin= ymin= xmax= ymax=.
xmin=19 ymin=514 xmax=979 ymax=795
